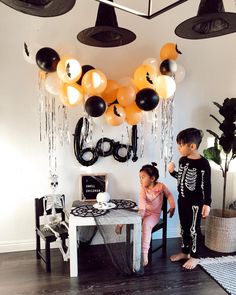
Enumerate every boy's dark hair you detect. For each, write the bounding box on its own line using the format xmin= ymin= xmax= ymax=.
xmin=176 ymin=128 xmax=203 ymax=148
xmin=140 ymin=162 xmax=159 ymax=181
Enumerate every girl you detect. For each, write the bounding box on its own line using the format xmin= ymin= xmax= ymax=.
xmin=116 ymin=162 xmax=175 ymax=266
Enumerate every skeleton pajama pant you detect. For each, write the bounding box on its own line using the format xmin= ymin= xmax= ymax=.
xmin=178 ymin=198 xmax=203 ymax=258
xmin=142 ymin=213 xmax=161 ymax=255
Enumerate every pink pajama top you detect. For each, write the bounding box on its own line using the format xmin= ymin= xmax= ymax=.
xmin=139 ymin=182 xmax=175 ymax=216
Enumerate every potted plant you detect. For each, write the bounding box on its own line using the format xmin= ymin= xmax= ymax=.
xmin=203 ymin=97 xmax=236 ymax=252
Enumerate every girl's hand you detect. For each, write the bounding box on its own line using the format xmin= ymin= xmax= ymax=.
xmin=168 ymin=162 xmax=175 ymax=173
xmin=138 ymin=209 xmax=145 ymax=218
xmin=167 ymin=207 xmax=175 ymax=218
xmin=202 ymin=205 xmax=210 ymax=218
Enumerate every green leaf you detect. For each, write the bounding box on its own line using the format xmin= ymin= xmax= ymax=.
xmin=203 ymin=147 xmax=222 ymax=165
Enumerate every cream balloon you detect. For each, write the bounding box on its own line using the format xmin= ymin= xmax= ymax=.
xmin=174 ymin=63 xmax=186 ymax=83
xmin=23 ymin=41 xmax=41 ymax=65
xmin=142 ymin=57 xmax=158 ymax=72
xmin=45 ymin=72 xmax=61 ymax=96
xmin=155 ymin=75 xmax=176 ymax=99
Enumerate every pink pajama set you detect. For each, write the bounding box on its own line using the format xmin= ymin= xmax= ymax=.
xmin=139 ymin=182 xmax=175 ymax=255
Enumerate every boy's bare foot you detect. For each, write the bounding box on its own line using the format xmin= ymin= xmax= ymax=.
xmin=115 ymin=224 xmax=123 ymax=235
xmin=170 ymin=252 xmax=190 ymax=262
xmin=142 ymin=253 xmax=148 ymax=266
xmin=182 ymin=257 xmax=199 ymax=270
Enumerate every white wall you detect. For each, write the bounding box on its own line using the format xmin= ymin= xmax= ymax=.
xmin=0 ymin=0 xmax=236 ymax=252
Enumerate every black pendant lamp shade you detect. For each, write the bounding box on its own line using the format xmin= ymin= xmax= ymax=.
xmin=175 ymin=0 xmax=236 ymax=39
xmin=0 ymin=0 xmax=76 ymax=17
xmin=77 ymin=0 xmax=136 ymax=47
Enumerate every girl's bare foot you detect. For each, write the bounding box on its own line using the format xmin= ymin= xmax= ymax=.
xmin=115 ymin=224 xmax=123 ymax=235
xmin=170 ymin=252 xmax=190 ymax=262
xmin=182 ymin=257 xmax=199 ymax=269
xmin=142 ymin=253 xmax=148 ymax=266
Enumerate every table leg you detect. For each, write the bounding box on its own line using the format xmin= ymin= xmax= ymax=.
xmin=69 ymin=224 xmax=79 ymax=277
xmin=133 ymin=222 xmax=142 ymax=272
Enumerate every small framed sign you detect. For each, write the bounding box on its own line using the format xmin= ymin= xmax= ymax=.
xmin=80 ymin=174 xmax=108 ymax=201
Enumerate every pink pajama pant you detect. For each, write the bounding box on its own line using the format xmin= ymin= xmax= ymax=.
xmin=142 ymin=212 xmax=161 ymax=254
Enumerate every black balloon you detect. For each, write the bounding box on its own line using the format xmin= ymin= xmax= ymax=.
xmin=160 ymin=59 xmax=177 ymax=76
xmin=76 ymin=65 xmax=95 ymax=85
xmin=36 ymin=47 xmax=60 ymax=72
xmin=135 ymin=88 xmax=159 ymax=111
xmin=96 ymin=137 xmax=114 ymax=157
xmin=85 ymin=96 xmax=106 ymax=117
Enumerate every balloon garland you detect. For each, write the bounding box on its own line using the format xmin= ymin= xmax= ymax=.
xmin=26 ymin=41 xmax=186 ymax=167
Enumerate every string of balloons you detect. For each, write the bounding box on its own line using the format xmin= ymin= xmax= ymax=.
xmin=24 ymin=42 xmax=186 ymax=128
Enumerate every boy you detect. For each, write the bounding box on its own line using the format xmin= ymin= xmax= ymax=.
xmin=168 ymin=128 xmax=211 ymax=270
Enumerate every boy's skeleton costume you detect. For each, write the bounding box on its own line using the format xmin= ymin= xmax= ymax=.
xmin=43 ymin=174 xmax=70 ymax=261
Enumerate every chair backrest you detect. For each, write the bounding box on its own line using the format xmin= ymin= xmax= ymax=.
xmin=35 ymin=195 xmax=66 ymax=228
xmin=162 ymin=196 xmax=167 ymax=222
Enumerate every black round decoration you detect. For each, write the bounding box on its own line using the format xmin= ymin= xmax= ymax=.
xmin=96 ymin=137 xmax=114 ymax=157
xmin=160 ymin=59 xmax=177 ymax=76
xmin=110 ymin=199 xmax=137 ymax=209
xmin=85 ymin=96 xmax=106 ymax=117
xmin=71 ymin=205 xmax=107 ymax=217
xmin=135 ymin=88 xmax=159 ymax=111
xmin=77 ymin=147 xmax=99 ymax=166
xmin=76 ymin=65 xmax=95 ymax=85
xmin=113 ymin=143 xmax=132 ymax=162
xmin=36 ymin=47 xmax=60 ymax=72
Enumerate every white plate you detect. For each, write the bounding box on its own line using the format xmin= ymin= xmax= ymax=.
xmin=93 ymin=202 xmax=116 ymax=210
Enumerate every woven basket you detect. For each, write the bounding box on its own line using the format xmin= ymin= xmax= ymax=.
xmin=205 ymin=209 xmax=236 ymax=253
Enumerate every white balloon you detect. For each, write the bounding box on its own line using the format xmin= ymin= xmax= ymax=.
xmin=142 ymin=57 xmax=159 ymax=73
xmin=175 ymin=63 xmax=186 ymax=83
xmin=155 ymin=75 xmax=176 ymax=99
xmin=45 ymin=72 xmax=61 ymax=96
xmin=23 ymin=41 xmax=41 ymax=65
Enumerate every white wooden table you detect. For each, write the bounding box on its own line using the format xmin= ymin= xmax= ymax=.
xmin=69 ymin=207 xmax=142 ymax=277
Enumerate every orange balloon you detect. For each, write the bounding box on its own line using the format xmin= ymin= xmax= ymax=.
xmin=125 ymin=105 xmax=142 ymax=125
xmin=60 ymin=83 xmax=84 ymax=107
xmin=160 ymin=43 xmax=181 ymax=61
xmin=82 ymin=69 xmax=107 ymax=95
xmin=57 ymin=57 xmax=82 ymax=84
xmin=133 ymin=64 xmax=156 ymax=90
xmin=104 ymin=104 xmax=126 ymax=126
xmin=102 ymin=80 xmax=119 ymax=104
xmin=125 ymin=102 xmax=142 ymax=113
xmin=117 ymin=85 xmax=136 ymax=107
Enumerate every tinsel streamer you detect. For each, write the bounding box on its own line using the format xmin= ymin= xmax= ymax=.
xmin=150 ymin=110 xmax=159 ymax=142
xmin=38 ymin=73 xmax=45 ymax=142
xmin=139 ymin=117 xmax=145 ymax=158
xmin=160 ymin=96 xmax=174 ymax=176
xmin=58 ymin=105 xmax=70 ymax=146
xmin=48 ymin=95 xmax=57 ymax=176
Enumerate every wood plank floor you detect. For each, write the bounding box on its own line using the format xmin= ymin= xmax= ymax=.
xmin=0 ymin=238 xmax=229 ymax=295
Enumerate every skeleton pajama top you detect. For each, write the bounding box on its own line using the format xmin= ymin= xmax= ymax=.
xmin=170 ymin=156 xmax=211 ymax=206
xmin=170 ymin=156 xmax=211 ymax=258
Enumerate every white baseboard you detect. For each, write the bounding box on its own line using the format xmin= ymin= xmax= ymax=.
xmin=0 ymin=228 xmax=181 ymax=253
xmin=0 ymin=239 xmax=35 ymax=253
xmin=0 ymin=240 xmax=59 ymax=253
